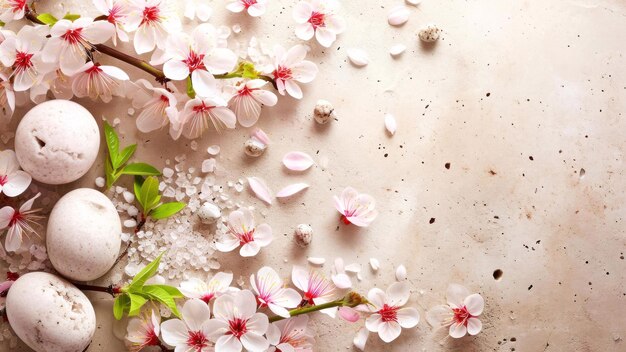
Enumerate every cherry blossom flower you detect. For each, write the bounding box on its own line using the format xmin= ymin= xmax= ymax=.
xmin=175 ymin=95 xmax=236 ymax=139
xmin=185 ymin=0 xmax=213 ymax=21
xmin=291 ymin=266 xmax=336 ymax=307
xmin=228 ymin=79 xmax=277 ymax=127
xmin=71 ymin=62 xmax=129 ymax=102
xmin=216 ymin=208 xmax=272 ymax=257
xmin=0 ymin=26 xmax=51 ymax=91
xmin=92 ymin=0 xmax=130 ymax=46
xmin=293 ymin=0 xmax=346 ymax=47
xmin=0 ymin=149 xmax=31 ymax=197
xmin=0 ymin=192 xmax=42 ymax=252
xmin=334 ymin=187 xmax=378 ymax=227
xmin=426 ymin=283 xmax=484 ymax=338
xmin=163 ymin=23 xmax=237 ymax=97
xmin=42 ymin=18 xmax=115 ymax=75
xmin=179 ymin=272 xmax=234 ymax=304
xmin=365 ymin=282 xmax=420 ymax=343
xmin=126 ymin=309 xmax=161 ymax=352
xmin=0 ymin=72 xmax=15 ymax=122
xmin=128 ymin=78 xmax=179 ymax=136
xmin=270 ymin=44 xmax=317 ymax=99
xmin=251 ymin=266 xmax=301 ymax=318
xmin=161 ymin=299 xmax=214 ymax=351
xmin=226 ymin=0 xmax=268 ymax=17
xmin=207 ymin=290 xmax=270 ymax=352
xmin=125 ymin=0 xmax=182 ymax=54
xmin=0 ymin=0 xmax=27 ymax=23
xmin=266 ymin=315 xmax=315 ymax=352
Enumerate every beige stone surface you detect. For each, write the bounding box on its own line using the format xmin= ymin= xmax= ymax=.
xmin=2 ymin=0 xmax=626 ymax=351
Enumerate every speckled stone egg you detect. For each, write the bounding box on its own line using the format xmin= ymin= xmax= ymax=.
xmin=6 ymin=272 xmax=96 ymax=352
xmin=14 ymin=99 xmax=100 ymax=185
xmin=47 ymin=188 xmax=121 ymax=281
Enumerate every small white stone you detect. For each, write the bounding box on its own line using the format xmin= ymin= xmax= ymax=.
xmin=95 ymin=177 xmax=105 ymax=188
xmin=385 ymin=114 xmax=397 ymax=135
xmin=207 ymin=145 xmax=220 ymax=155
xmin=232 ymin=24 xmax=241 ymax=33
xmin=123 ymin=191 xmax=135 ymax=203
xmin=388 ymin=5 xmax=410 ymax=26
xmin=418 ymin=24 xmax=441 ymax=42
xmin=406 ymin=0 xmax=421 ymax=5
xmin=347 ymin=48 xmax=369 ymax=67
xmin=389 ymin=44 xmax=406 ymax=57
xmin=190 ymin=140 xmax=198 ymax=151
xmin=244 ymin=139 xmax=267 ymax=157
xmin=307 ymin=257 xmax=325 ymax=265
xmin=314 ymin=100 xmax=336 ymax=124
xmin=127 ymin=108 xmax=135 ymax=115
xmin=124 ymin=219 xmax=137 ymax=228
xmin=369 ymin=258 xmax=380 ymax=271
xmin=396 ymin=264 xmax=407 ymax=281
xmin=163 ymin=167 xmax=174 ymax=178
xmin=127 ymin=206 xmax=139 ymax=217
xmin=197 ymin=202 xmax=221 ymax=224
xmin=202 ymin=159 xmax=217 ymax=173
xmin=294 ymin=224 xmax=313 ymax=247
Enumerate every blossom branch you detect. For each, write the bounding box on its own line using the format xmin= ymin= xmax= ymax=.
xmin=73 ymin=283 xmax=121 ymax=297
xmin=269 ymin=292 xmax=369 ymax=323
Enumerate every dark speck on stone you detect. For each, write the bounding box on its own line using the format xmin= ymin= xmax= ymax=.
xmin=529 ymin=156 xmax=534 ymax=161
xmin=429 ymin=218 xmax=435 ymax=224
xmin=445 ymin=162 xmax=451 ymax=169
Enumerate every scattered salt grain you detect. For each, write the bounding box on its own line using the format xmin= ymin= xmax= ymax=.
xmin=388 ymin=5 xmax=410 ymax=26
xmin=197 ymin=202 xmax=221 ymax=224
xmin=190 ymin=140 xmax=198 ymax=151
xmin=123 ymin=191 xmax=135 ymax=203
xmin=124 ymin=219 xmax=137 ymax=228
xmin=207 ymin=145 xmax=220 ymax=155
xmin=389 ymin=44 xmax=406 ymax=57
xmin=113 ymin=118 xmax=121 ymax=126
xmin=369 ymin=258 xmax=380 ymax=271
xmin=347 ymin=48 xmax=369 ymax=67
xmin=308 ymin=257 xmax=326 ymax=265
xmin=127 ymin=108 xmax=135 ymax=116
xmin=385 ymin=114 xmax=397 ymax=135
xmin=163 ymin=167 xmax=174 ymax=178
xmin=396 ymin=264 xmax=407 ymax=281
xmin=202 ymin=159 xmax=217 ymax=173
xmin=232 ymin=24 xmax=241 ymax=33
xmin=95 ymin=177 xmax=105 ymax=188
xmin=127 ymin=206 xmax=139 ymax=216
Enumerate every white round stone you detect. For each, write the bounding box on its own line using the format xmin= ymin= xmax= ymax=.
xmin=418 ymin=24 xmax=441 ymax=42
xmin=294 ymin=224 xmax=313 ymax=247
xmin=14 ymin=99 xmax=100 ymax=185
xmin=47 ymin=188 xmax=122 ymax=281
xmin=314 ymin=100 xmax=336 ymax=124
xmin=6 ymin=272 xmax=96 ymax=352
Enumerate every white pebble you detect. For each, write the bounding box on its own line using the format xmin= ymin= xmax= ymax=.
xmin=127 ymin=108 xmax=135 ymax=115
xmin=127 ymin=206 xmax=139 ymax=217
xmin=123 ymin=191 xmax=135 ymax=203
xmin=95 ymin=177 xmax=105 ymax=188
xmin=163 ymin=167 xmax=174 ymax=178
xmin=314 ymin=100 xmax=336 ymax=124
xmin=369 ymin=258 xmax=380 ymax=271
xmin=294 ymin=224 xmax=313 ymax=247
xmin=396 ymin=264 xmax=407 ymax=281
xmin=244 ymin=139 xmax=267 ymax=157
xmin=190 ymin=140 xmax=198 ymax=151
xmin=307 ymin=257 xmax=326 ymax=265
xmin=202 ymin=159 xmax=217 ymax=173
xmin=207 ymin=145 xmax=220 ymax=155
xmin=388 ymin=5 xmax=410 ymax=26
xmin=347 ymin=48 xmax=369 ymax=67
xmin=385 ymin=114 xmax=397 ymax=135
xmin=123 ymin=219 xmax=137 ymax=228
xmin=389 ymin=44 xmax=406 ymax=57
xmin=418 ymin=24 xmax=441 ymax=42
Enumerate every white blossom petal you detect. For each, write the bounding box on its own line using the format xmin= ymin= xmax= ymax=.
xmin=282 ymin=152 xmax=314 ymax=171
xmin=276 ymin=183 xmax=309 ymax=198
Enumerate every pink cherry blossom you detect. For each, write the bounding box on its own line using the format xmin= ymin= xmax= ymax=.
xmin=228 ymin=79 xmax=277 ymax=127
xmin=0 ymin=192 xmax=42 ymax=252
xmin=334 ymin=187 xmax=378 ymax=227
xmin=126 ymin=309 xmax=161 ymax=352
xmin=71 ymin=62 xmax=129 ymax=102
xmin=178 ymin=272 xmax=233 ymax=304
xmin=128 ymin=78 xmax=179 ymax=136
xmin=125 ymin=0 xmax=181 ymax=54
xmin=291 ymin=266 xmax=336 ymax=307
xmin=293 ymin=0 xmax=346 ymax=47
xmin=271 ymin=44 xmax=318 ymax=99
xmin=42 ymin=18 xmax=115 ymax=75
xmin=163 ymin=23 xmax=237 ymax=97
xmin=0 ymin=0 xmax=27 ymax=23
xmin=251 ymin=266 xmax=301 ymax=318
xmin=365 ymin=282 xmax=420 ymax=343
xmin=426 ymin=283 xmax=484 ymax=338
xmin=206 ymin=290 xmax=270 ymax=352
xmin=0 ymin=149 xmax=31 ymax=197
xmin=216 ymin=208 xmax=273 ymax=257
xmin=0 ymin=72 xmax=15 ymax=121
xmin=176 ymin=95 xmax=236 ymax=139
xmin=266 ymin=315 xmax=315 ymax=352
xmin=161 ymin=299 xmax=214 ymax=352
xmin=92 ymin=0 xmax=130 ymax=46
xmin=226 ymin=0 xmax=268 ymax=17
xmin=0 ymin=26 xmax=51 ymax=91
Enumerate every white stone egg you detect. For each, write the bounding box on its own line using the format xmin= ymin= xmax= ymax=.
xmin=47 ymin=188 xmax=122 ymax=281
xmin=14 ymin=99 xmax=100 ymax=185
xmin=6 ymin=272 xmax=96 ymax=352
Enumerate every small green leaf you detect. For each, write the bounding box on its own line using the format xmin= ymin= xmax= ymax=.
xmin=150 ymin=202 xmax=186 ymax=220
xmin=186 ymin=76 xmax=196 ymax=99
xmin=37 ymin=13 xmax=58 ymax=26
xmin=117 ymin=144 xmax=137 ymax=168
xmin=103 ymin=122 xmax=120 ymax=167
xmin=145 ymin=284 xmax=184 ymax=298
xmin=133 ymin=176 xmax=144 ymax=205
xmin=127 ymin=293 xmax=148 ymax=316
xmin=240 ymin=61 xmax=260 ymax=79
xmin=63 ymin=13 xmax=81 ymax=21
xmin=0 ymin=21 xmax=6 ymax=27
xmin=121 ymin=162 xmax=161 ymax=176
xmin=141 ymin=285 xmax=181 ymax=317
xmin=128 ymin=252 xmax=164 ymax=291
xmin=139 ymin=176 xmax=160 ymax=213
xmin=113 ymin=294 xmax=129 ymax=320
xmin=105 ymin=158 xmax=120 ymax=189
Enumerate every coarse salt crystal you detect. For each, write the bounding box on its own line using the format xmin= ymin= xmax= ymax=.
xmin=202 ymin=159 xmax=217 ymax=173
xmin=124 ymin=219 xmax=137 ymax=228
xmin=163 ymin=168 xmax=174 ymax=178
xmin=369 ymin=258 xmax=380 ymax=271
xmin=95 ymin=177 xmax=105 ymax=188
xmin=307 ymin=257 xmax=326 ymax=265
xmin=123 ymin=191 xmax=135 ymax=203
xmin=396 ymin=264 xmax=407 ymax=281
xmin=190 ymin=140 xmax=198 ymax=151
xmin=207 ymin=145 xmax=220 ymax=155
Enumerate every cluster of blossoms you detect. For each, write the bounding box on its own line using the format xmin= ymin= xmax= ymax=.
xmin=0 ymin=0 xmax=336 ymax=139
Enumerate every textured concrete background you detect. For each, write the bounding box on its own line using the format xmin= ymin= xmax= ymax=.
xmin=2 ymin=0 xmax=626 ymax=351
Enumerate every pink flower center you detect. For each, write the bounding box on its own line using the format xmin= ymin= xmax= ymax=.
xmin=192 ymin=102 xmax=215 ymax=113
xmin=184 ymin=51 xmax=206 ymax=72
xmin=61 ymin=28 xmax=84 ymax=44
xmin=9 ymin=211 xmax=22 ymax=227
xmin=273 ymin=66 xmax=292 ymax=81
xmin=238 ymin=229 xmax=255 ymax=245
xmin=340 ymin=214 xmax=352 ymax=225
xmin=227 ymin=318 xmax=248 ymax=339
xmin=308 ymin=11 xmax=326 ymax=29
xmin=242 ymin=0 xmax=257 ymax=8
xmin=378 ymin=304 xmax=398 ymax=323
xmin=200 ymin=293 xmax=215 ymax=304
xmin=142 ymin=6 xmax=160 ymax=25
xmin=302 ymin=272 xmax=332 ymax=305
xmin=0 ymin=175 xmax=6 ymax=186
xmin=108 ymin=4 xmax=124 ymax=23
xmin=85 ymin=64 xmax=103 ymax=76
xmin=237 ymin=85 xmax=253 ymax=97
xmin=144 ymin=329 xmax=160 ymax=347
xmin=452 ymin=306 xmax=473 ymax=326
xmin=9 ymin=0 xmax=26 ymax=12
xmin=159 ymin=94 xmax=169 ymax=103
xmin=14 ymin=51 xmax=34 ymax=73
xmin=186 ymin=331 xmax=209 ymax=349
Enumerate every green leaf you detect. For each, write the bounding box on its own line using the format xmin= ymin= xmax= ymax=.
xmin=141 ymin=285 xmax=181 ymax=317
xmin=150 ymin=202 xmax=186 ymax=220
xmin=240 ymin=61 xmax=260 ymax=79
xmin=139 ymin=176 xmax=160 ymax=213
xmin=113 ymin=294 xmax=129 ymax=320
xmin=133 ymin=176 xmax=144 ymax=205
xmin=186 ymin=76 xmax=196 ymax=99
xmin=37 ymin=13 xmax=58 ymax=26
xmin=63 ymin=13 xmax=81 ymax=21
xmin=128 ymin=252 xmax=164 ymax=291
xmin=105 ymin=158 xmax=120 ymax=189
xmin=121 ymin=162 xmax=161 ymax=176
xmin=117 ymin=144 xmax=137 ymax=168
xmin=103 ymin=122 xmax=120 ymax=167
xmin=145 ymin=284 xmax=184 ymax=298
xmin=127 ymin=293 xmax=148 ymax=316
